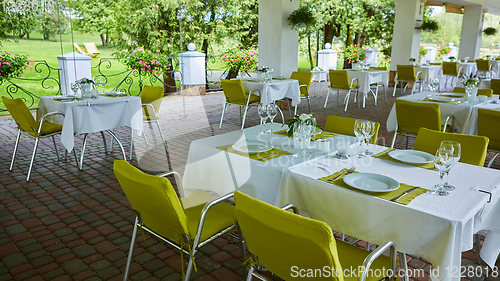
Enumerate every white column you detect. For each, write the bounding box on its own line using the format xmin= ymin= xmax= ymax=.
xmin=459 ymin=5 xmax=484 ymax=60
xmin=258 ymin=0 xmax=299 ymax=77
xmin=390 ymin=0 xmax=424 ymax=71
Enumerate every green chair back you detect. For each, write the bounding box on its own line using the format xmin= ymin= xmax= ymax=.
xmin=220 ymin=79 xmax=250 ymax=106
xmin=453 ymin=87 xmax=493 ymax=97
xmin=113 ymin=160 xmax=190 ymax=244
xmin=478 ymin=108 xmax=500 ymax=152
xmin=396 ymin=65 xmax=416 ymax=81
xmin=452 ymin=87 xmax=466 ymax=93
xmin=490 ymin=79 xmax=500 ymax=95
xmin=290 ymin=71 xmax=313 ymax=97
xmin=369 ymin=67 xmax=387 ymax=71
xmin=413 ymin=128 xmax=489 ymax=166
xmin=328 ymin=70 xmax=351 ymax=90
xmin=442 ymin=62 xmax=459 ymax=76
xmin=395 ymin=99 xmax=441 ymax=135
xmin=324 ymin=115 xmax=380 ymax=144
xmin=234 ymin=191 xmax=342 ymax=281
xmin=2 ymin=96 xmax=39 ymax=136
xmin=140 ymin=85 xmax=164 ymax=118
xmin=476 ymin=59 xmax=491 ymax=71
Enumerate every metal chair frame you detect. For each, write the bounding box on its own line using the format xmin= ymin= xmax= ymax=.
xmin=123 ymin=172 xmax=245 ymax=281
xmin=324 ymin=78 xmax=359 ymax=111
xmin=129 ymin=103 xmax=168 ymax=161
xmin=219 ymin=90 xmax=260 ymax=130
xmin=392 ymin=71 xmax=422 ymax=96
xmin=441 ymin=65 xmax=463 ymax=91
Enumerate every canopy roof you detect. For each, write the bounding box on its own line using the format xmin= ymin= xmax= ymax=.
xmin=425 ymin=0 xmax=500 ymax=15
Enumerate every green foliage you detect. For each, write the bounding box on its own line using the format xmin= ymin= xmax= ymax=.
xmin=73 ymin=0 xmax=115 ymax=44
xmin=288 ymin=5 xmax=317 ymax=32
xmin=382 ymin=45 xmax=391 ymax=62
xmin=438 ymin=44 xmax=450 ymax=55
xmin=419 ymin=45 xmax=428 ymax=57
xmin=125 ymin=47 xmax=172 ymax=76
xmin=483 ymin=27 xmax=498 ymax=36
xmin=37 ymin=12 xmax=70 ymax=40
xmin=421 ymin=8 xmax=461 ymax=45
xmin=340 ymin=44 xmax=366 ymax=63
xmin=219 ymin=47 xmax=258 ymax=72
xmin=421 ymin=18 xmax=439 ymax=32
xmin=0 ymin=51 xmax=33 ymax=81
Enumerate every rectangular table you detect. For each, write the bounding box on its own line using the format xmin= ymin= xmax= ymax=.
xmin=280 ymin=152 xmax=500 ymax=281
xmin=347 ymin=70 xmax=389 ymax=107
xmin=239 ymin=78 xmax=301 ymax=106
xmin=458 ymin=62 xmax=478 ymax=78
xmin=463 ymin=102 xmax=500 ymax=135
xmin=386 ymin=91 xmax=488 ymax=134
xmin=38 ymin=95 xmax=143 ymax=168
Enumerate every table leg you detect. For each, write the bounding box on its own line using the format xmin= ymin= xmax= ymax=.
xmin=79 ymin=133 xmax=89 ymax=170
xmin=106 ymin=129 xmax=126 ymax=160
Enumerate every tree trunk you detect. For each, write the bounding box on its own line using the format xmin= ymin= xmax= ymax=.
xmin=359 ymin=29 xmax=367 ymax=49
xmin=100 ymin=34 xmax=106 ymax=46
xmin=163 ymin=70 xmax=177 ymax=94
xmin=27 ymin=32 xmax=30 ymax=39
xmin=324 ymin=24 xmax=334 ymax=47
xmin=226 ymin=67 xmax=240 ymax=79
xmin=316 ymin=29 xmax=320 ymax=66
xmin=308 ymin=35 xmax=314 ymax=70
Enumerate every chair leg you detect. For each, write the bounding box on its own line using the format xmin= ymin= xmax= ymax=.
xmin=185 ymin=253 xmax=195 ymax=281
xmin=129 ymin=129 xmax=134 ymax=161
xmin=399 ymin=253 xmax=409 ymax=281
xmin=123 ymin=217 xmax=139 ymax=281
xmin=392 ymin=81 xmax=398 ymax=97
xmin=324 ymin=89 xmax=331 ymax=108
xmin=475 ymin=234 xmax=482 ymax=265
xmin=246 ymin=266 xmax=255 ymax=281
xmin=391 ymin=130 xmax=398 ymax=148
xmin=155 ymin=120 xmax=169 ymax=158
xmin=294 ymin=105 xmax=297 ymax=116
xmin=405 ymin=135 xmax=409 ymax=150
xmin=143 ymin=132 xmax=149 ymax=146
xmin=241 ymin=106 xmax=249 ymax=130
xmin=344 ymin=90 xmax=352 ymax=111
xmin=27 ymin=138 xmax=40 ymax=182
xmin=10 ymin=129 xmax=21 ymax=171
xmin=79 ymin=133 xmax=89 ymax=171
xmin=307 ymin=96 xmax=311 ymax=113
xmin=51 ymin=135 xmax=60 ymax=161
xmin=100 ymin=131 xmax=108 ymax=154
xmin=219 ymin=103 xmax=227 ymax=129
xmin=383 ymin=85 xmax=387 ymax=103
xmin=488 ymin=152 xmax=499 ymax=168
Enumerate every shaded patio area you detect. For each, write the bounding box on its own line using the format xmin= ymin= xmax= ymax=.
xmin=0 ymin=82 xmax=499 ymax=281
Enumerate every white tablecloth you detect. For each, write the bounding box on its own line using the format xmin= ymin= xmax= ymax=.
xmin=386 ymin=91 xmax=486 ymax=134
xmin=480 ymin=79 xmax=492 ymax=89
xmin=491 ymin=61 xmax=500 ymax=77
xmin=463 ymin=101 xmax=500 ymax=135
xmin=38 ymin=95 xmax=143 ymax=152
xmin=416 ymin=65 xmax=443 ymax=82
xmin=240 ymin=79 xmax=301 ymax=106
xmin=347 ymin=70 xmax=389 ymax=94
xmin=458 ymin=62 xmax=477 ymax=78
xmin=280 ymin=152 xmax=500 ymax=281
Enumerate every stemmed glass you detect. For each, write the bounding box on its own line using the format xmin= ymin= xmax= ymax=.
xmin=354 ymin=119 xmax=366 ymax=157
xmin=70 ymin=83 xmax=79 ymax=97
xmin=362 ymin=121 xmax=375 ymax=155
xmin=258 ymin=103 xmax=268 ymax=134
xmin=266 ymin=103 xmax=278 ymax=133
xmin=432 ymin=148 xmax=454 ymax=196
xmin=440 ymin=141 xmax=461 ymax=191
xmin=292 ymin=122 xmax=307 ymax=157
xmin=303 ymin=117 xmax=317 ymax=154
xmin=429 ymin=78 xmax=440 ymax=92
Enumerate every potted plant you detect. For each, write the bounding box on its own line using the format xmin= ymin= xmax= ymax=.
xmin=462 ymin=77 xmax=479 ymax=102
xmin=382 ymin=46 xmax=391 ymax=63
xmin=420 ymin=19 xmax=439 ymax=32
xmin=288 ymin=6 xmax=316 ymax=31
xmin=340 ymin=44 xmax=366 ymax=69
xmin=220 ymin=47 xmax=258 ymax=79
xmin=0 ymin=51 xmax=33 ymax=82
xmin=448 ymin=56 xmax=456 ymax=62
xmin=483 ymin=27 xmax=498 ymax=36
xmin=408 ymin=57 xmax=417 ymax=65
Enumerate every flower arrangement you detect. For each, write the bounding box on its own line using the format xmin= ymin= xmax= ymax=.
xmin=220 ymin=47 xmax=258 ymax=73
xmin=256 ymin=66 xmax=270 ymax=73
xmin=438 ymin=44 xmax=451 ymax=56
xmin=382 ymin=46 xmax=391 ymax=62
xmin=75 ymin=78 xmax=94 ymax=85
xmin=449 ymin=56 xmax=456 ymax=61
xmin=311 ymin=66 xmax=324 ymax=72
xmin=125 ymin=47 xmax=171 ymax=76
xmin=408 ymin=57 xmax=416 ymax=63
xmin=419 ymin=45 xmax=428 ymax=57
xmin=340 ymin=44 xmax=366 ymax=63
xmin=0 ymin=51 xmax=33 ymax=82
xmin=462 ymin=77 xmax=478 ymax=88
xmin=284 ymin=113 xmax=320 ymax=137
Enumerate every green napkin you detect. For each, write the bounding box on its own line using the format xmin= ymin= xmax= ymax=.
xmin=440 ymin=93 xmax=465 ymax=98
xmin=273 ymin=129 xmax=337 ymax=141
xmin=372 ymin=148 xmax=435 ymax=170
xmin=318 ymin=168 xmax=429 ymax=205
xmin=420 ymin=97 xmax=462 ymax=104
xmin=274 ymin=129 xmax=289 ymax=136
xmin=217 ymin=144 xmax=292 ymax=162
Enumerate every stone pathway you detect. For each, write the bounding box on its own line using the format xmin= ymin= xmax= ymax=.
xmin=0 ymin=82 xmax=498 ymax=281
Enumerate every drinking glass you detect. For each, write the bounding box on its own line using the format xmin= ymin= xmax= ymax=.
xmin=266 ymin=103 xmax=278 ymax=133
xmin=302 ymin=117 xmax=317 ymax=153
xmin=293 ymin=122 xmax=307 ymax=157
xmin=354 ymin=119 xmax=366 ymax=157
xmin=362 ymin=121 xmax=375 ymax=155
xmin=440 ymin=141 xmax=461 ymax=191
xmin=432 ymin=149 xmax=454 ymax=196
xmin=70 ymin=83 xmax=79 ymax=97
xmin=428 ymin=78 xmax=440 ymax=92
xmin=257 ymin=103 xmax=268 ymax=134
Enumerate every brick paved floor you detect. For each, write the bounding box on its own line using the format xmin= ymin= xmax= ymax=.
xmin=0 ymin=82 xmax=499 ymax=281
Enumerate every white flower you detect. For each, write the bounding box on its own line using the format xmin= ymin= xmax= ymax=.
xmin=299 ymin=113 xmax=311 ymax=121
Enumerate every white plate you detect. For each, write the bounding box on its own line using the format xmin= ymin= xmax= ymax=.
xmin=232 ymin=140 xmax=274 ymax=154
xmin=442 ymin=93 xmax=465 ymax=97
xmin=428 ymin=96 xmax=455 ymax=102
xmin=343 ymin=173 xmax=400 ymax=193
xmin=53 ymin=96 xmax=76 ymax=100
xmin=388 ymin=150 xmax=434 ymax=164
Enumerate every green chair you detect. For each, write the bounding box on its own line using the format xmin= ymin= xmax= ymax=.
xmin=324 ymin=115 xmax=380 ymax=144
xmin=477 ymin=108 xmax=500 ymax=167
xmin=441 ymin=62 xmax=463 ymax=90
xmin=2 ymin=96 xmax=70 ymax=181
xmin=219 ymin=79 xmax=260 ymax=130
xmin=476 ymin=60 xmax=492 ymax=79
xmin=324 ymin=70 xmax=359 ymax=111
xmin=234 ymin=191 xmax=399 ymax=281
xmin=392 ymin=65 xmax=422 ymax=96
xmin=290 ymin=71 xmax=313 ymax=114
xmin=452 ymin=87 xmax=493 ymax=97
xmin=369 ymin=67 xmax=388 ymax=104
xmin=413 ymin=127 xmax=489 ymax=167
xmin=391 ymin=99 xmax=453 ymax=149
xmin=114 ymin=160 xmax=242 ymax=281
xmin=490 ymin=79 xmax=500 ymax=95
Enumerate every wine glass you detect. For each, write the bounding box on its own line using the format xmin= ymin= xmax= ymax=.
xmin=70 ymin=83 xmax=79 ymax=97
xmin=440 ymin=141 xmax=461 ymax=191
xmin=266 ymin=103 xmax=278 ymax=133
xmin=354 ymin=119 xmax=366 ymax=157
xmin=292 ymin=122 xmax=307 ymax=157
xmin=302 ymin=117 xmax=317 ymax=153
xmin=362 ymin=121 xmax=375 ymax=155
xmin=258 ymin=103 xmax=268 ymax=134
xmin=432 ymin=148 xmax=454 ymax=196
xmin=429 ymin=78 xmax=440 ymax=92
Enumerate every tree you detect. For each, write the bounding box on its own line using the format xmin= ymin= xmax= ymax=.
xmin=73 ymin=0 xmax=116 ymax=45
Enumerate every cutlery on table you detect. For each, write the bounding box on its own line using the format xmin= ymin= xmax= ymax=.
xmin=258 ymin=151 xmax=287 ymax=161
xmin=328 ymin=167 xmax=355 ymax=181
xmin=391 ymin=186 xmax=420 ymax=202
